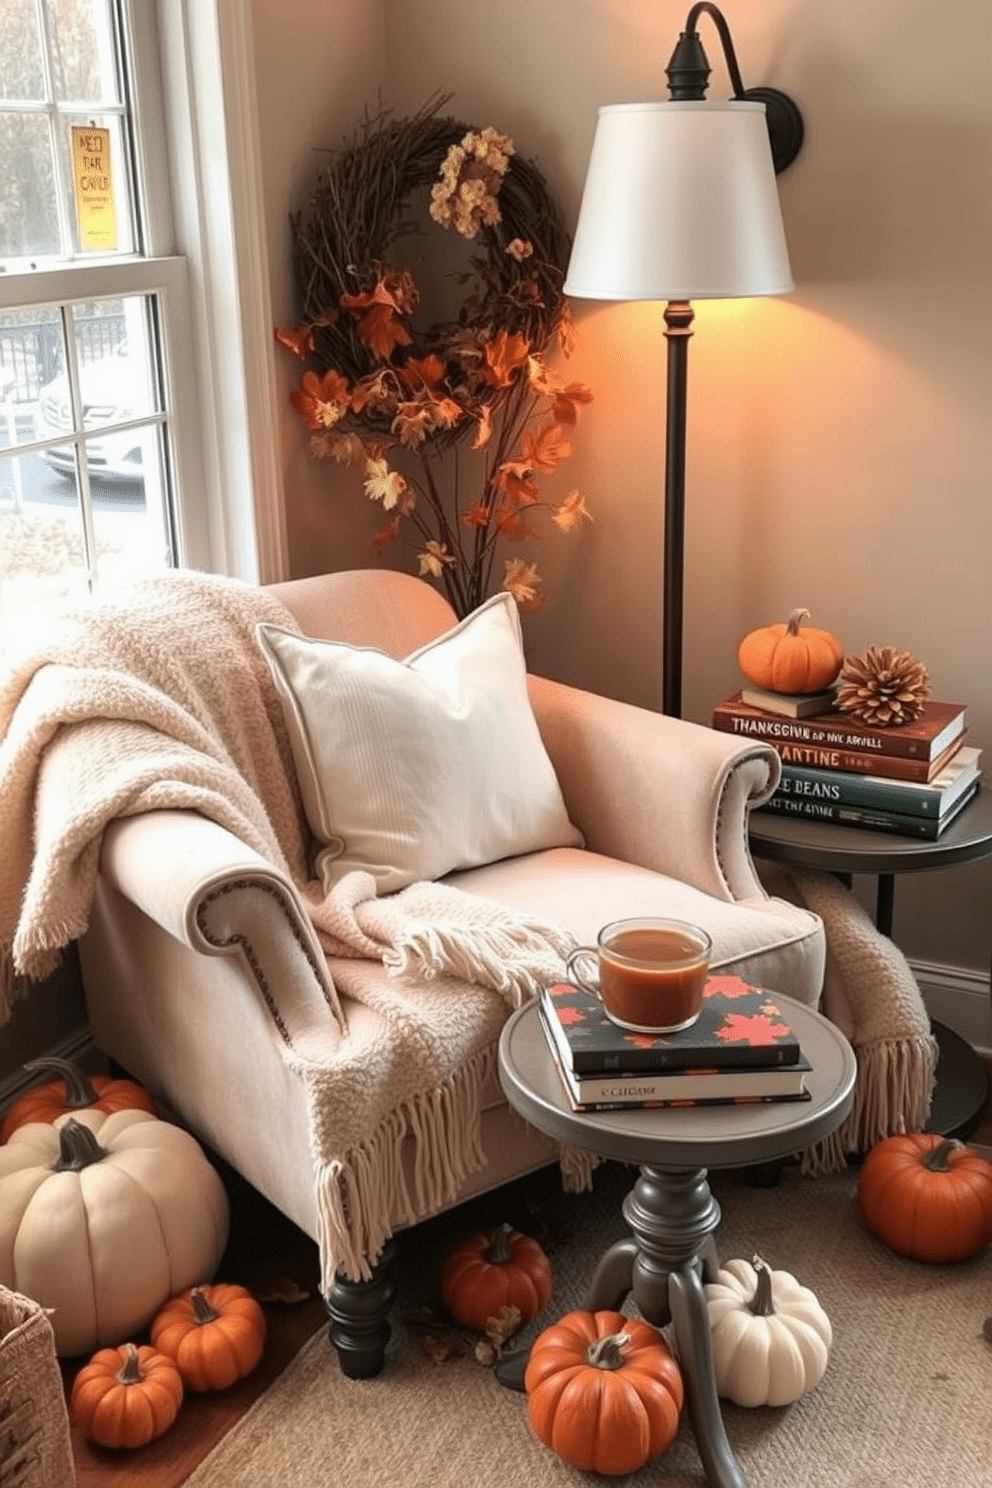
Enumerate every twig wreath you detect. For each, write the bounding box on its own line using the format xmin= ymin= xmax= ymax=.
xmin=275 ymin=94 xmax=592 ymax=616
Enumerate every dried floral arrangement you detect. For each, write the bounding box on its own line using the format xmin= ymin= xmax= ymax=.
xmin=275 ymin=95 xmax=592 ymax=617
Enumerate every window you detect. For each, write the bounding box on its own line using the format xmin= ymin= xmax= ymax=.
xmin=0 ymin=0 xmax=203 ymax=643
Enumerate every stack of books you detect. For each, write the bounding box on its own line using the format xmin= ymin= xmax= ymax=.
xmin=711 ymin=692 xmax=980 ymax=840
xmin=537 ymin=975 xmax=812 ymax=1112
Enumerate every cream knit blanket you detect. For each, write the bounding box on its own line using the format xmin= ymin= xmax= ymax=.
xmin=755 ymin=860 xmax=938 ymax=1173
xmin=0 ymin=571 xmax=590 ymax=1288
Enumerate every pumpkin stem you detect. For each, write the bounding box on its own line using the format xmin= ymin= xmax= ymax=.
xmin=23 ymin=1055 xmax=99 ymax=1108
xmin=484 ymin=1223 xmax=515 ymax=1266
xmin=52 ymin=1117 xmax=107 ymax=1172
xmin=785 ymin=608 xmax=812 ymax=635
xmin=585 ymin=1331 xmax=631 ymax=1370
xmin=921 ymin=1137 xmax=963 ymax=1172
xmin=748 ymin=1255 xmax=776 ymax=1317
xmin=189 ymin=1286 xmax=221 ymax=1326
xmin=115 ymin=1343 xmax=143 ymax=1386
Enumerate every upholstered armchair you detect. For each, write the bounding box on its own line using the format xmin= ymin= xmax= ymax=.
xmin=70 ymin=567 xmax=825 ymax=1377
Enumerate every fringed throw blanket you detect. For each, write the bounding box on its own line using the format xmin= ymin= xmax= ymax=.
xmin=755 ymin=860 xmax=938 ymax=1173
xmin=291 ymin=871 xmax=593 ymax=1286
xmin=0 ymin=571 xmax=312 ymax=998
xmin=0 ymin=571 xmax=590 ymax=1289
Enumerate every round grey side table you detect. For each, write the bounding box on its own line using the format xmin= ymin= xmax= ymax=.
xmin=749 ymin=784 xmax=992 ymax=937
xmin=497 ymin=996 xmax=856 ymax=1488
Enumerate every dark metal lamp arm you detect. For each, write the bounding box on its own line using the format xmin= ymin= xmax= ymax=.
xmin=665 ymin=2 xmax=805 ymax=174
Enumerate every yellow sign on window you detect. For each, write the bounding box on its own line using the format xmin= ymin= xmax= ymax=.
xmin=71 ymin=125 xmax=117 ymax=251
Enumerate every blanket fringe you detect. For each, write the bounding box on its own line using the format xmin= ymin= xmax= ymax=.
xmin=310 ymin=1044 xmax=496 ymax=1292
xmin=801 ymin=1032 xmax=938 ymax=1176
xmin=0 ymin=945 xmax=32 ymax=1026
xmin=383 ymin=922 xmax=566 ymax=1008
xmin=557 ymin=1144 xmax=599 ymax=1191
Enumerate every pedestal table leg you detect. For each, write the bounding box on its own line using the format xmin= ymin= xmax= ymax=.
xmin=669 ymin=1265 xmax=749 ymax=1488
xmin=599 ymin=1164 xmax=749 ymax=1488
xmin=500 ymin=1162 xmax=751 ymax=1486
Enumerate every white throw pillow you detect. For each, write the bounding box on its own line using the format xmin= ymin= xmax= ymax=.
xmin=256 ymin=592 xmax=582 ymax=893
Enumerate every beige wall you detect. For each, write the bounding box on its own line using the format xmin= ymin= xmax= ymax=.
xmin=252 ymin=0 xmax=992 ymax=977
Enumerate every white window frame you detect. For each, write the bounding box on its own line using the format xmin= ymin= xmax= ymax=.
xmin=0 ymin=0 xmax=288 ymax=589
xmin=155 ymin=0 xmax=288 ymax=584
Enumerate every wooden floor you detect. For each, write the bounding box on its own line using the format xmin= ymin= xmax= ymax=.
xmin=67 ymin=1069 xmax=992 ymax=1487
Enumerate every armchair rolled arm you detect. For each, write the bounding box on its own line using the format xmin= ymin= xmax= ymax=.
xmin=97 ymin=810 xmax=342 ymax=1038
xmin=527 ymin=674 xmax=780 ymax=903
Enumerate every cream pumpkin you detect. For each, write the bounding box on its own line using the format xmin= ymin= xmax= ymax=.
xmin=0 ymin=1108 xmax=229 ymax=1357
xmin=704 ymin=1254 xmax=832 ymax=1407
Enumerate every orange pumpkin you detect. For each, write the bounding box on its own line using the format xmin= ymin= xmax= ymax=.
xmin=525 ymin=1309 xmax=683 ymax=1475
xmin=857 ymin=1133 xmax=992 ymax=1262
xmin=151 ymin=1283 xmax=266 ymax=1391
xmin=71 ymin=1342 xmax=184 ymax=1449
xmin=440 ymin=1223 xmax=552 ymax=1333
xmin=0 ymin=1056 xmax=157 ymax=1143
xmin=738 ymin=608 xmax=843 ymax=695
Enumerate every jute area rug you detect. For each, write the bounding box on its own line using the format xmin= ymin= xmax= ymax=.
xmin=186 ymin=1158 xmax=992 ymax=1488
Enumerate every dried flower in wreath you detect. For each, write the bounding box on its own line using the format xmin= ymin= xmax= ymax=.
xmin=275 ymin=94 xmax=592 ymax=618
xmin=835 ymin=645 xmax=930 ymax=727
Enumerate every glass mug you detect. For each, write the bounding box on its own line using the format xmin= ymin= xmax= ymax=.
xmin=565 ymin=917 xmax=712 ymax=1034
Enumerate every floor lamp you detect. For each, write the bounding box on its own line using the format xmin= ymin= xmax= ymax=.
xmin=563 ymin=3 xmax=804 ymax=717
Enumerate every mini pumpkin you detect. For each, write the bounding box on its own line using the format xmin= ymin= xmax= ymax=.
xmin=151 ymin=1283 xmax=267 ymax=1390
xmin=738 ymin=608 xmax=843 ymax=695
xmin=0 ymin=1109 xmax=230 ymax=1356
xmin=857 ymin=1133 xmax=992 ymax=1262
xmin=704 ymin=1254 xmax=832 ymax=1407
xmin=524 ymin=1309 xmax=683 ymax=1475
xmin=440 ymin=1223 xmax=552 ymax=1334
xmin=0 ymin=1056 xmax=157 ymax=1143
xmin=70 ymin=1341 xmax=184 ymax=1449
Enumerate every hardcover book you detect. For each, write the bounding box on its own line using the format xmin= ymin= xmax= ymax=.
xmin=538 ymin=976 xmax=803 ymax=1075
xmin=756 ymin=778 xmax=981 ymax=840
xmin=774 ymin=734 xmax=966 ymax=784
xmin=774 ymin=746 xmax=981 ymax=819
xmin=539 ymin=1010 xmax=812 ymax=1109
xmin=711 ymin=694 xmax=966 ymax=762
xmin=740 ymin=685 xmax=838 ymax=719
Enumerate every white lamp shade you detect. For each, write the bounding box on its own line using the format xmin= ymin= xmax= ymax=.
xmin=563 ymin=101 xmax=793 ymax=302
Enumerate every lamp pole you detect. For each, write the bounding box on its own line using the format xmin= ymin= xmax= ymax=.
xmin=662 ymin=300 xmax=694 ymax=717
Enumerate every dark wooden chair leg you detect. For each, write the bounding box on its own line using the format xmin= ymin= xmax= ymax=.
xmin=323 ymin=1241 xmax=398 ymax=1379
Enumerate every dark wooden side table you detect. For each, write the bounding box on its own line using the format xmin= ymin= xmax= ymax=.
xmin=497 ymin=997 xmax=856 ymax=1488
xmin=749 ymin=784 xmax=992 ymax=1139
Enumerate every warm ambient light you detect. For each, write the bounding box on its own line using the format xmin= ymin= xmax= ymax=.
xmin=563 ymin=2 xmax=803 ymax=716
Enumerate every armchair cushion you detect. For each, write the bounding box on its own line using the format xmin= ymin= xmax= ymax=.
xmin=257 ymin=592 xmax=581 ymax=894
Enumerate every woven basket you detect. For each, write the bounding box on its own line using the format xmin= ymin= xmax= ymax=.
xmin=0 ymin=1287 xmax=75 ymax=1488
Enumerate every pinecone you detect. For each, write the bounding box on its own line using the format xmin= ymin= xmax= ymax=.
xmin=835 ymin=646 xmax=930 ymax=727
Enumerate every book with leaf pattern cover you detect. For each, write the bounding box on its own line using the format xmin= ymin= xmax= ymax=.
xmin=539 ymin=976 xmax=803 ymax=1075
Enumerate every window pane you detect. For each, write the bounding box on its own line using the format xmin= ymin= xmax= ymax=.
xmin=0 ymin=307 xmax=65 ymax=449
xmin=0 ymin=453 xmax=92 ymax=639
xmin=0 ymin=112 xmax=60 ymax=260
xmin=43 ymin=0 xmax=120 ymax=105
xmin=72 ymin=295 xmax=160 ymax=431
xmin=0 ymin=0 xmax=45 ymax=100
xmin=91 ymin=426 xmax=175 ymax=582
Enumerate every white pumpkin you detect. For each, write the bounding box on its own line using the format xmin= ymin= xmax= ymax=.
xmin=0 ymin=1107 xmax=229 ymax=1357
xmin=704 ymin=1254 xmax=832 ymax=1407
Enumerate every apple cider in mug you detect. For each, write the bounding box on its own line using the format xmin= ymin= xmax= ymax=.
xmin=566 ymin=917 xmax=712 ymax=1034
